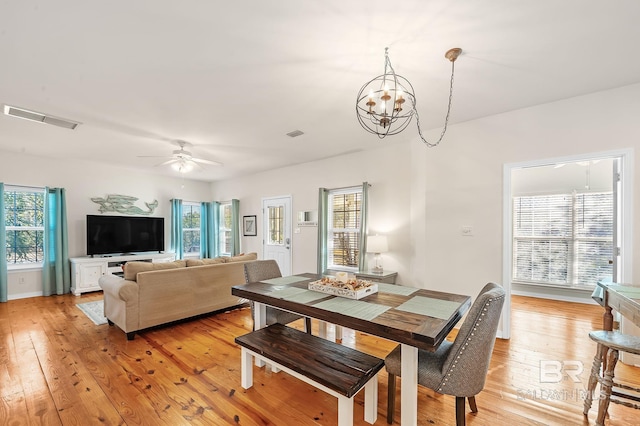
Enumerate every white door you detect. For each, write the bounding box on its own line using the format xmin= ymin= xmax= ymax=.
xmin=262 ymin=196 xmax=292 ymax=276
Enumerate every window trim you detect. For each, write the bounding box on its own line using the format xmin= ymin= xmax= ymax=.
xmin=512 ymin=190 xmax=613 ymax=289
xmin=219 ymin=201 xmax=232 ymax=257
xmin=4 ymin=185 xmax=45 ymax=269
xmin=327 ymin=186 xmax=363 ymax=272
xmin=181 ymin=201 xmax=201 ymax=259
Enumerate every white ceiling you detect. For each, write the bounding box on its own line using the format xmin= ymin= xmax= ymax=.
xmin=2 ymin=1 xmax=640 ymax=182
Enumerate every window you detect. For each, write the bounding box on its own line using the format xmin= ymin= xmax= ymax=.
xmin=513 ymin=191 xmax=613 ymax=289
xmin=4 ymin=186 xmax=45 ymax=266
xmin=267 ymin=205 xmax=284 ymax=245
xmin=219 ymin=202 xmax=232 ymax=256
xmin=328 ymin=187 xmax=362 ymax=271
xmin=182 ymin=202 xmax=200 ymax=256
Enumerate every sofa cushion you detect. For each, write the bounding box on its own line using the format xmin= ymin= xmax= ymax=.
xmin=186 ymin=257 xmax=226 ymax=267
xmin=226 ymin=252 xmax=258 ymax=262
xmin=124 ymin=260 xmax=186 ymax=281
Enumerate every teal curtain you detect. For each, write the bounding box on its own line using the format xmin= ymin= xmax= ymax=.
xmin=42 ymin=187 xmax=70 ymax=296
xmin=0 ymin=183 xmax=6 ymax=302
xmin=359 ymin=182 xmax=370 ymax=272
xmin=170 ymin=199 xmax=183 ymax=259
xmin=230 ymin=199 xmax=240 ymax=255
xmin=317 ymin=188 xmax=329 ymax=275
xmin=200 ymin=201 xmax=220 ymax=258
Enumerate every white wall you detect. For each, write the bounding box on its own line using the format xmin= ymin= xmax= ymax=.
xmin=4 ymin=82 xmax=640 ymax=305
xmin=0 ymin=151 xmax=212 ymax=299
xmin=413 ymin=83 xmax=640 ymax=303
xmin=211 ymin=142 xmax=414 ymax=284
xmin=212 ymin=82 xmax=640 ymax=301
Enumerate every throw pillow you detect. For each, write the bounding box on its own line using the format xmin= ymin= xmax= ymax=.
xmin=123 ymin=260 xmax=186 ymax=281
xmin=227 ymin=252 xmax=258 ymax=262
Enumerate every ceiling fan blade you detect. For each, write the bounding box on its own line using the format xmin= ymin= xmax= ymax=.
xmin=192 ymin=157 xmax=223 ymax=166
xmin=137 ymin=155 xmax=172 ymax=159
xmin=155 ymin=159 xmax=178 ymax=167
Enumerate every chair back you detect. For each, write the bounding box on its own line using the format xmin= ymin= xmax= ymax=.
xmin=243 ymin=259 xmax=282 ymax=283
xmin=436 ymin=282 xmax=505 ymax=397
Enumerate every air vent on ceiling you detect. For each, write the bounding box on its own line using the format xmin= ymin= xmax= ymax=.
xmin=3 ymin=105 xmax=80 ymax=130
xmin=286 ymin=129 xmax=304 ymax=138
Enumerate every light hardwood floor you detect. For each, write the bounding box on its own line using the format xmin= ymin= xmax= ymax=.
xmin=1 ymin=292 xmax=639 ymax=425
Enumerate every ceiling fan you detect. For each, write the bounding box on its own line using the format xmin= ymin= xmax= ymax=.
xmin=139 ymin=140 xmax=222 ymax=173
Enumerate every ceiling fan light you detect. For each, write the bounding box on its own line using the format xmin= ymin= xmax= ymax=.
xmin=171 ymin=160 xmax=195 ymax=173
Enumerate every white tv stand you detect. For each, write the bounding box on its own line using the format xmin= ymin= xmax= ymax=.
xmin=70 ymin=252 xmax=175 ymax=296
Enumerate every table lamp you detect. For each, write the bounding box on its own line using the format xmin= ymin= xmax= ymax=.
xmin=367 ymin=235 xmax=389 ymax=274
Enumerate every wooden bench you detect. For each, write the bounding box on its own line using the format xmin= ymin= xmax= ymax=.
xmin=235 ymin=323 xmax=384 ymax=425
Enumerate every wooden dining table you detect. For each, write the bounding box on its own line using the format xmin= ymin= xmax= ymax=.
xmin=593 ymin=281 xmax=640 ymax=330
xmin=232 ymin=273 xmax=471 ymax=426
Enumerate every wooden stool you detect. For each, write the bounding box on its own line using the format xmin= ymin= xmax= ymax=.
xmin=583 ymin=330 xmax=640 ymax=425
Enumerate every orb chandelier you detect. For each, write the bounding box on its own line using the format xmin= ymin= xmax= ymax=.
xmin=356 ymin=47 xmax=462 ymax=147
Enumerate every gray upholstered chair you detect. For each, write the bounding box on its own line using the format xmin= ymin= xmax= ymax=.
xmin=385 ymin=282 xmax=506 ymax=426
xmin=243 ymin=260 xmax=312 ymax=333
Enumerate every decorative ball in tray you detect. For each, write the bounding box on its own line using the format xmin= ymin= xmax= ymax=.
xmin=308 ymin=276 xmax=378 ymax=300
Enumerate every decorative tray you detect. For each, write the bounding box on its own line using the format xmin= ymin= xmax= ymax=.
xmin=308 ymin=277 xmax=378 ymax=300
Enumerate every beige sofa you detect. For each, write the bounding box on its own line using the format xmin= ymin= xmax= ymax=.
xmin=99 ymin=253 xmax=257 ymax=339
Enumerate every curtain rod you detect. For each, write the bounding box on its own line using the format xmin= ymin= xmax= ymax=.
xmin=325 ymin=183 xmax=371 ymax=192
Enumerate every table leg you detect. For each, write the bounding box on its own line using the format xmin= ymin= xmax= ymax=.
xmin=400 ymin=344 xmax=418 ymax=426
xmin=603 ymin=305 xmax=613 ymax=331
xmin=254 ymin=302 xmax=267 ymax=367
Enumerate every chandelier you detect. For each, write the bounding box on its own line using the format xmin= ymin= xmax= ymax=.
xmin=356 ymin=47 xmax=462 ymax=147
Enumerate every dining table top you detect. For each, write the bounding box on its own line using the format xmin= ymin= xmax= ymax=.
xmin=594 ymin=281 xmax=640 ymax=329
xmin=232 ymin=273 xmax=472 ymax=351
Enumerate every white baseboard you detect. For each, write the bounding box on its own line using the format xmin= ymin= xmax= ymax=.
xmin=512 ymin=283 xmax=597 ymax=305
xmin=8 ymin=291 xmax=44 ymax=300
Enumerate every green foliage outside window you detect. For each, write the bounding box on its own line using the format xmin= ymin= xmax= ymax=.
xmin=5 ymin=190 xmax=45 ymax=264
xmin=182 ymin=203 xmax=201 ymax=254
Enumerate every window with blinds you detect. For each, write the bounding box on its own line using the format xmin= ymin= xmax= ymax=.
xmin=328 ymin=188 xmax=362 ymax=270
xmin=182 ymin=202 xmax=201 ymax=256
xmin=513 ymin=192 xmax=613 ymax=289
xmin=219 ymin=202 xmax=232 ymax=256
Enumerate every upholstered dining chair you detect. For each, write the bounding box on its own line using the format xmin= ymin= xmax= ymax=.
xmin=385 ymin=282 xmax=506 ymax=426
xmin=243 ymin=260 xmax=312 ymax=334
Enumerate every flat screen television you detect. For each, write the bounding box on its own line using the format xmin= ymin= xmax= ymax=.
xmin=86 ymin=215 xmax=165 ymax=256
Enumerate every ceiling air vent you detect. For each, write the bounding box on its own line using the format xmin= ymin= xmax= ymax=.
xmin=3 ymin=105 xmax=80 ymax=130
xmin=286 ymin=129 xmax=304 ymax=138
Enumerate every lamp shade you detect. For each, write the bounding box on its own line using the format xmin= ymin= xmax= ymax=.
xmin=367 ymin=235 xmax=388 ymax=253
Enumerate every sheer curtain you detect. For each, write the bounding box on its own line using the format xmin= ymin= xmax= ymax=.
xmin=42 ymin=187 xmax=70 ymax=296
xmin=358 ymin=182 xmax=369 ymax=270
xmin=317 ymin=188 xmax=329 ymax=274
xmin=0 ymin=183 xmax=7 ymax=302
xmin=230 ymin=199 xmax=240 ymax=255
xmin=200 ymin=201 xmax=221 ymax=258
xmin=170 ymin=199 xmax=183 ymax=259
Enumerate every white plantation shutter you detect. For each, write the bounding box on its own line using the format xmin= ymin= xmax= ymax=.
xmin=328 ymin=187 xmax=362 ymax=270
xmin=513 ymin=192 xmax=613 ymax=289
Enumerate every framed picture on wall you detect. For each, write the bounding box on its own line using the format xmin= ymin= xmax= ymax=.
xmin=243 ymin=215 xmax=257 ymax=236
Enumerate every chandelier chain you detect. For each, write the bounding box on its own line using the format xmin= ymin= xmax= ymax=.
xmin=414 ymin=60 xmax=456 ymax=148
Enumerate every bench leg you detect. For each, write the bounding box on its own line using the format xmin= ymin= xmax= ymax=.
xmin=337 ymin=395 xmax=354 ymax=426
xmin=364 ymin=374 xmax=378 ymax=424
xmin=240 ymin=348 xmax=254 ymax=389
xmin=318 ymin=321 xmax=328 ymax=339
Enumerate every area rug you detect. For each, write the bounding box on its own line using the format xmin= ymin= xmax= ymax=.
xmin=76 ymin=300 xmax=107 ymax=325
